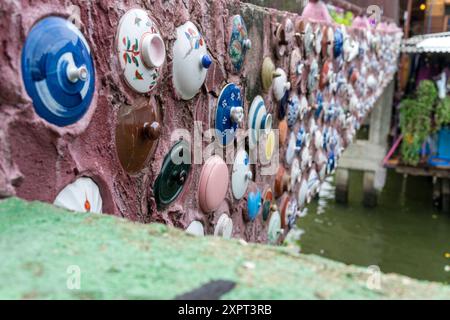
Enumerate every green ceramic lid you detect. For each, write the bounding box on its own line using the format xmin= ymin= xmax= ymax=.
xmin=154 ymin=140 xmax=191 ymax=210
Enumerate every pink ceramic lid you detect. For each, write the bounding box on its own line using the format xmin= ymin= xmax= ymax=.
xmin=198 ymin=156 xmax=229 ymax=213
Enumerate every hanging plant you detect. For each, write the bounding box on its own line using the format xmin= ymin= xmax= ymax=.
xmin=399 ymin=80 xmax=437 ymax=165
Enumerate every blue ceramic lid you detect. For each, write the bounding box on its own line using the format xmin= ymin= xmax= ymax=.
xmin=278 ymin=90 xmax=290 ymax=120
xmin=334 ymin=28 xmax=344 ymax=59
xmin=287 ymin=95 xmax=300 ymax=128
xmin=21 ymin=17 xmax=95 ymax=127
xmin=315 ymin=92 xmax=324 ymax=119
xmin=247 ymin=190 xmax=262 ymax=221
xmin=215 ymin=83 xmax=243 ymax=146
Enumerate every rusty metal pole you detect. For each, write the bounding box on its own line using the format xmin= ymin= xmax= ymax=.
xmin=404 ymin=0 xmax=413 ymax=38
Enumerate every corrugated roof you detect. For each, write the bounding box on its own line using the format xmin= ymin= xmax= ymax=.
xmin=402 ymin=32 xmax=450 ymax=53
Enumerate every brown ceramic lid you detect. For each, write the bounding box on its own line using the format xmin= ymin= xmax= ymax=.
xmin=116 ymin=102 xmax=161 ymax=174
xmin=319 ymin=60 xmax=332 ymax=90
xmin=274 ymin=166 xmax=291 ymax=198
xmin=279 ymin=193 xmax=290 ymax=229
xmin=278 ymin=119 xmax=288 ymax=146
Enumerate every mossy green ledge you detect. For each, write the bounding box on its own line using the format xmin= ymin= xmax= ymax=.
xmin=0 ymin=197 xmax=449 ymax=300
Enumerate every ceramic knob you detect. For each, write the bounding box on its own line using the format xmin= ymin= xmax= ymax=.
xmin=186 ymin=221 xmax=205 ymax=237
xmin=21 ymin=16 xmax=95 ymax=127
xmin=198 ymin=156 xmax=229 ymax=213
xmin=290 ymin=158 xmax=301 ymax=191
xmin=286 ymin=132 xmax=297 ymax=166
xmin=214 ymin=214 xmax=233 ymax=239
xmin=116 ymin=103 xmax=161 ymax=173
xmin=267 ymin=210 xmax=282 ymax=245
xmin=215 ymin=83 xmax=243 ymax=146
xmin=274 ymin=167 xmax=291 ymax=198
xmin=232 ymin=150 xmax=252 ymax=200
xmin=54 ymin=177 xmax=102 ymax=214
xmin=273 ymin=68 xmax=291 ymax=102
xmin=261 ymin=57 xmax=281 ymax=92
xmin=153 ymin=140 xmax=191 ymax=210
xmin=117 ymin=9 xmax=165 ymax=94
xmin=248 ymin=96 xmax=272 ymax=149
xmin=229 ymin=15 xmax=250 ymax=73
xmin=247 ymin=190 xmax=262 ymax=221
xmin=262 ymin=187 xmax=274 ymax=221
xmin=173 ymin=21 xmax=210 ymax=100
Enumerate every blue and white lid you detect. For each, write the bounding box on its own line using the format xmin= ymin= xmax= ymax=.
xmin=21 ymin=16 xmax=95 ymax=127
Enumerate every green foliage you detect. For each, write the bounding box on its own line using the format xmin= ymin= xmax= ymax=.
xmin=399 ymin=81 xmax=437 ymax=165
xmin=436 ymin=97 xmax=450 ymax=129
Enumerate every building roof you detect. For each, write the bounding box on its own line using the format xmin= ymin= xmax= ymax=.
xmin=402 ymin=32 xmax=450 ymax=53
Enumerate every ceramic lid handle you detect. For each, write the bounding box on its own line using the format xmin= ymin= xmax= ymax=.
xmin=243 ymin=39 xmax=252 ymax=50
xmin=201 ymin=54 xmax=212 ymax=69
xmin=143 ymin=121 xmax=161 ymax=140
xmin=141 ymin=33 xmax=166 ymax=68
xmin=230 ymin=106 xmax=244 ymax=124
xmin=66 ymin=63 xmax=88 ymax=83
xmin=172 ymin=169 xmax=187 ymax=186
xmin=245 ymin=171 xmax=253 ymax=181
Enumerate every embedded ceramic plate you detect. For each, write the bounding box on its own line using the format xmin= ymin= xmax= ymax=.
xmin=116 ymin=9 xmax=165 ymax=93
xmin=268 ymin=210 xmax=282 ymax=245
xmin=248 ymin=96 xmax=272 ymax=149
xmin=115 ymin=103 xmax=160 ymax=173
xmin=290 ymin=158 xmax=301 ymax=190
xmin=287 ymin=94 xmax=300 ymax=128
xmin=303 ymin=23 xmax=314 ymax=56
xmin=173 ymin=21 xmax=211 ymax=100
xmin=314 ymin=26 xmax=323 ymax=55
xmin=261 ymin=57 xmax=278 ymax=92
xmin=229 ymin=15 xmax=251 ymax=73
xmin=247 ymin=189 xmax=262 ymax=221
xmin=186 ymin=221 xmax=205 ymax=236
xmin=262 ymin=187 xmax=274 ymax=221
xmin=198 ymin=156 xmax=229 ymax=213
xmin=153 ymin=140 xmax=191 ymax=210
xmin=232 ymin=149 xmax=252 ymax=200
xmin=214 ymin=214 xmax=233 ymax=239
xmin=215 ymin=83 xmax=243 ymax=146
xmin=54 ymin=177 xmax=102 ymax=213
xmin=308 ymin=59 xmax=319 ymax=93
xmin=289 ymin=48 xmax=304 ymax=89
xmin=286 ymin=132 xmax=296 ymax=166
xmin=274 ymin=166 xmax=291 ymax=198
xmin=21 ymin=16 xmax=95 ymax=127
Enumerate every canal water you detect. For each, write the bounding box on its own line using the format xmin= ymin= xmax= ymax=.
xmin=294 ymin=170 xmax=450 ymax=284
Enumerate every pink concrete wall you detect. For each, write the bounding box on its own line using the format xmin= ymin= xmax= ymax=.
xmin=0 ymin=0 xmax=400 ymax=243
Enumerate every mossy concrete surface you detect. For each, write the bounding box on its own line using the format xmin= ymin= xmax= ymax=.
xmin=0 ymin=198 xmax=449 ymax=300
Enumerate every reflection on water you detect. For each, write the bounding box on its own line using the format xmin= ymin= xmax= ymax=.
xmin=294 ymin=170 xmax=450 ymax=284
